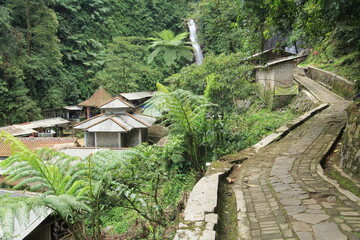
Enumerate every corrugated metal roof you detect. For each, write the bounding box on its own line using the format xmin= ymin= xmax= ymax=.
xmin=0 ymin=126 xmax=37 ymax=136
xmin=0 ymin=118 xmax=69 ymax=137
xmin=78 ymin=87 xmax=113 ymax=107
xmin=120 ymin=91 xmax=154 ymax=101
xmin=266 ymin=55 xmax=306 ymax=66
xmin=17 ymin=117 xmax=69 ymax=129
xmin=100 ymin=97 xmax=134 ymax=109
xmin=0 ymin=138 xmax=78 ymax=157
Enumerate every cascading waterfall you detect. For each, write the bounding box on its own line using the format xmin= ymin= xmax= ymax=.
xmin=187 ymin=19 xmax=203 ymax=65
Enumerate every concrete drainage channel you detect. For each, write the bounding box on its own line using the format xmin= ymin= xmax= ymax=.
xmin=216 ymin=169 xmax=239 ymax=239
xmin=174 ymin=102 xmax=330 ymax=240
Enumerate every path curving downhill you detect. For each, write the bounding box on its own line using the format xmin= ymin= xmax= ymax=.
xmin=233 ymin=69 xmax=360 ymax=240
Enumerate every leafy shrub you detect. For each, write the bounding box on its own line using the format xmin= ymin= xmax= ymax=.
xmin=166 ymin=53 xmax=257 ymax=113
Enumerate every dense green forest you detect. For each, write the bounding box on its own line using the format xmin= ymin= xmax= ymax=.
xmin=1 ymin=0 xmax=359 ymax=125
xmin=0 ymin=0 xmax=359 ymax=239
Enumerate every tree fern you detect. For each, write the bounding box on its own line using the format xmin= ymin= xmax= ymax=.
xmin=147 ymin=29 xmax=193 ymax=66
xmin=146 ymin=83 xmax=213 ymax=173
xmin=0 ymin=131 xmax=91 ymax=239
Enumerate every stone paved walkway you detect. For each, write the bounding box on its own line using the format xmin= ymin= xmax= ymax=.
xmin=233 ymin=70 xmax=360 ymax=240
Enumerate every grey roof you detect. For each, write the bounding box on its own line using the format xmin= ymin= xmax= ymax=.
xmin=0 ymin=118 xmax=69 ymax=136
xmin=100 ymin=98 xmax=134 ymax=109
xmin=74 ymin=113 xmax=155 ymax=132
xmin=0 ymin=189 xmax=52 ymax=240
xmin=64 ymin=105 xmax=83 ymax=111
xmin=87 ymin=118 xmax=129 ymax=132
xmin=74 ymin=114 xmax=109 ymax=129
xmin=18 ymin=117 xmax=69 ymax=129
xmin=0 ymin=126 xmax=37 ymax=136
xmin=120 ymin=92 xmax=154 ymax=101
xmin=132 ymin=113 xmax=156 ymax=126
xmin=266 ymin=55 xmax=306 ymax=67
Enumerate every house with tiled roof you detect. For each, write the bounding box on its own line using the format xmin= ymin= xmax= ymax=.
xmin=78 ymin=87 xmax=113 ymax=119
xmin=74 ymin=97 xmax=156 ymax=148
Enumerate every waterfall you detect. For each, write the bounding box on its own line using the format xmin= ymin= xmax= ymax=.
xmin=187 ymin=19 xmax=203 ymax=65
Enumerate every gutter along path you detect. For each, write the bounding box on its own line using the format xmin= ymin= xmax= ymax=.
xmin=233 ymin=69 xmax=360 ymax=240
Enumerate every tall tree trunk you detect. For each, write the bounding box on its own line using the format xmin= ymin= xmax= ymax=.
xmin=25 ymin=0 xmax=31 ymax=55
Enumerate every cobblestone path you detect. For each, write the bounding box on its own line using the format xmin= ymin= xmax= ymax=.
xmin=233 ymin=71 xmax=360 ymax=240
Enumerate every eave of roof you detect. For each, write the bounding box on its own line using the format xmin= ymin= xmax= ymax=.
xmin=120 ymin=91 xmax=154 ymax=101
xmin=73 ymin=113 xmax=105 ymax=128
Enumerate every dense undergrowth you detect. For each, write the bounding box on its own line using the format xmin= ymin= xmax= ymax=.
xmin=1 ymin=0 xmax=360 ymax=238
xmin=301 ymin=48 xmax=360 ymax=84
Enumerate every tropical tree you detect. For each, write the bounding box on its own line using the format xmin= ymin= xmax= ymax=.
xmin=0 ymin=131 xmax=91 ymax=239
xmin=0 ymin=131 xmax=193 ymax=239
xmin=147 ymin=30 xmax=194 ymax=67
xmin=94 ymin=36 xmax=163 ymax=95
xmin=146 ymin=83 xmax=212 ymax=174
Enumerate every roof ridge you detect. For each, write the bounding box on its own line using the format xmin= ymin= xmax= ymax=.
xmin=99 ymin=97 xmax=135 ymax=108
xmin=126 ymin=113 xmax=150 ymax=127
xmin=78 ymin=87 xmax=113 ymax=107
xmin=110 ymin=116 xmax=131 ymax=131
xmin=73 ymin=113 xmax=105 ymax=127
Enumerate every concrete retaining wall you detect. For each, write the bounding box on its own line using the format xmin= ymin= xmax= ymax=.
xmin=306 ymin=66 xmax=356 ymax=100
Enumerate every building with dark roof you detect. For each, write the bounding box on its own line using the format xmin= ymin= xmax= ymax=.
xmin=78 ymin=87 xmax=113 ymax=119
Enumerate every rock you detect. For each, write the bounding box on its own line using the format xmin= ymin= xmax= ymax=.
xmin=326 ymin=195 xmax=337 ymax=203
xmin=312 ymin=222 xmax=347 ymax=240
xmin=284 ymin=206 xmax=307 ymax=215
xmin=296 ymin=231 xmax=314 ymax=240
xmin=280 ymin=198 xmax=301 ymax=206
xmin=293 ymin=214 xmax=329 ymax=224
xmin=102 ymin=225 xmax=115 ymax=233
xmin=293 ymin=222 xmax=312 ymax=232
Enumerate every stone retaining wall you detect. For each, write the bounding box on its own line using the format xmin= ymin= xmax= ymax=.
xmin=338 ymin=102 xmax=360 ymax=179
xmin=306 ymin=66 xmax=356 ymax=100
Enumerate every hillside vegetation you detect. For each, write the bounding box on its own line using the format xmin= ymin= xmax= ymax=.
xmin=0 ymin=0 xmax=359 ymax=239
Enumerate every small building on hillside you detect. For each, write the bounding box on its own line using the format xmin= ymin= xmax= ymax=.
xmin=245 ymin=48 xmax=295 ymax=65
xmin=78 ymin=87 xmax=113 ymax=119
xmin=0 ymin=118 xmax=70 ymax=137
xmin=42 ymin=106 xmax=85 ymax=124
xmin=255 ymin=55 xmax=306 ymax=108
xmin=74 ymin=97 xmax=156 ymax=148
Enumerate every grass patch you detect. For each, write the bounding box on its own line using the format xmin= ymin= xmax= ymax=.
xmin=327 ymin=168 xmax=360 ymax=198
xmin=229 ymin=108 xmax=297 ymax=150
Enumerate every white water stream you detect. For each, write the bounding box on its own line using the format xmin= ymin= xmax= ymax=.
xmin=188 ymin=19 xmax=203 ymax=65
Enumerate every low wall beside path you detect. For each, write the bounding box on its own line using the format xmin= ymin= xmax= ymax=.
xmin=338 ymin=102 xmax=360 ymax=179
xmin=306 ymin=66 xmax=357 ymax=100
